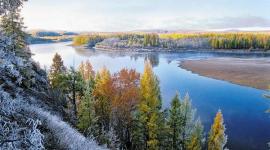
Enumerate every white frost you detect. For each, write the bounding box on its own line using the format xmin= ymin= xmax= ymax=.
xmin=26 ymin=107 xmax=107 ymax=150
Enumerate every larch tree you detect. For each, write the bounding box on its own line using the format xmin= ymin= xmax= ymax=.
xmin=180 ymin=94 xmax=196 ymax=149
xmin=93 ymin=67 xmax=114 ymax=144
xmin=79 ymin=60 xmax=95 ymax=81
xmin=111 ymin=68 xmax=140 ymax=149
xmin=186 ymin=120 xmax=204 ymax=150
xmin=78 ymin=61 xmax=85 ymax=77
xmin=134 ymin=60 xmax=163 ymax=150
xmin=208 ymin=110 xmax=227 ymax=150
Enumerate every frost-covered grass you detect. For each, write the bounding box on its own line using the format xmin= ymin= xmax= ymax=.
xmin=0 ymin=90 xmax=44 ymax=150
xmin=27 ymin=107 xmax=107 ymax=150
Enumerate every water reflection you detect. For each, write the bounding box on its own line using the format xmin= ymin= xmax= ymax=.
xmin=30 ymin=42 xmax=270 ymax=150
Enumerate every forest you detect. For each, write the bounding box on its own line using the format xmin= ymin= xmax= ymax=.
xmin=73 ymin=32 xmax=270 ymax=50
xmin=47 ymin=52 xmax=228 ymax=150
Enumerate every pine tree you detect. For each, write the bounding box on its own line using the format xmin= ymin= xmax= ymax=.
xmin=167 ymin=93 xmax=203 ymax=150
xmin=208 ymin=110 xmax=227 ymax=150
xmin=49 ymin=53 xmax=66 ymax=88
xmin=0 ymin=7 xmax=30 ymax=58
xmin=135 ymin=60 xmax=163 ymax=150
xmin=77 ymin=79 xmax=96 ymax=133
xmin=65 ymin=67 xmax=85 ymax=118
xmin=167 ymin=93 xmax=182 ymax=150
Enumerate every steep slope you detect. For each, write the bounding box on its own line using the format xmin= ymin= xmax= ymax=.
xmin=0 ymin=32 xmax=105 ymax=149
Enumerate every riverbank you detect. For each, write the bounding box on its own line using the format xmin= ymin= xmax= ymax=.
xmin=93 ymin=45 xmax=270 ymax=54
xmin=180 ymin=58 xmax=270 ymax=90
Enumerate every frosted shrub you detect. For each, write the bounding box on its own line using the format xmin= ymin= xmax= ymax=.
xmin=0 ymin=91 xmax=44 ymax=149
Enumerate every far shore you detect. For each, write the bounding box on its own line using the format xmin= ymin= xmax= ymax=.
xmin=91 ymin=45 xmax=270 ymax=54
xmin=180 ymin=58 xmax=270 ymax=90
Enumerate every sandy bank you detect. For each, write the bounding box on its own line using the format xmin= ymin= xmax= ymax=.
xmin=180 ymin=58 xmax=270 ymax=90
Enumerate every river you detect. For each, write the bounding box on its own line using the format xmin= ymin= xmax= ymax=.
xmin=30 ymin=42 xmax=270 ymax=150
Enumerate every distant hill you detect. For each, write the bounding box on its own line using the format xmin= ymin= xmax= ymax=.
xmin=28 ymin=30 xmax=78 ymax=37
xmin=27 ymin=30 xmax=78 ymax=44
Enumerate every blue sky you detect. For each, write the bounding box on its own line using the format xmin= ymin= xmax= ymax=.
xmin=21 ymin=0 xmax=270 ymax=32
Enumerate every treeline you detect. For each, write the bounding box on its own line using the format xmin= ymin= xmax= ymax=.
xmin=48 ymin=53 xmax=228 ymax=150
xmin=209 ymin=33 xmax=270 ymax=49
xmin=73 ymin=33 xmax=144 ymax=47
xmin=159 ymin=33 xmax=213 ymax=39
xmin=29 ymin=31 xmax=77 ymax=37
xmin=143 ymin=34 xmax=159 ymax=47
xmin=160 ymin=33 xmax=270 ymax=50
xmin=73 ymin=35 xmax=105 ymax=47
xmin=74 ymin=32 xmax=270 ymax=50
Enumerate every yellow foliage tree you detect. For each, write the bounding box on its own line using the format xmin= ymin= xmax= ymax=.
xmin=208 ymin=110 xmax=227 ymax=150
xmin=79 ymin=60 xmax=95 ymax=81
xmin=136 ymin=60 xmax=162 ymax=150
xmin=93 ymin=67 xmax=114 ymax=131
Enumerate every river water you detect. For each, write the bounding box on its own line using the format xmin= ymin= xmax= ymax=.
xmin=30 ymin=42 xmax=270 ymax=150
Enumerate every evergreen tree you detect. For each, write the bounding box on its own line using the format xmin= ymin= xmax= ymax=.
xmin=49 ymin=53 xmax=66 ymax=88
xmin=0 ymin=7 xmax=30 ymax=58
xmin=166 ymin=93 xmax=204 ymax=150
xmin=134 ymin=60 xmax=163 ymax=150
xmin=77 ymin=79 xmax=96 ymax=133
xmin=65 ymin=67 xmax=85 ymax=118
xmin=208 ymin=110 xmax=227 ymax=150
xmin=167 ymin=93 xmax=203 ymax=150
xmin=167 ymin=93 xmax=182 ymax=150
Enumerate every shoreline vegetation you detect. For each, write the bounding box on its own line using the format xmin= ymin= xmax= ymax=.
xmin=72 ymin=32 xmax=270 ymax=53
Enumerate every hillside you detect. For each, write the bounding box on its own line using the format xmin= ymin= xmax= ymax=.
xmin=0 ymin=31 xmax=105 ymax=149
